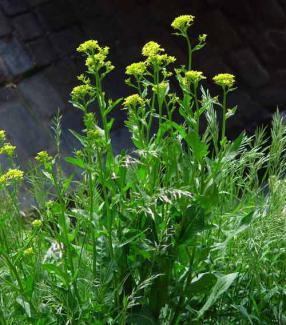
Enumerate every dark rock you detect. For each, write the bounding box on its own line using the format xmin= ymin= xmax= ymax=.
xmin=196 ymin=47 xmax=233 ymax=77
xmin=0 ymin=85 xmax=18 ymax=102
xmin=201 ymin=10 xmax=241 ymax=50
xmin=0 ymin=38 xmax=33 ymax=76
xmin=50 ymin=26 xmax=83 ymax=57
xmin=61 ymin=109 xmax=84 ymax=153
xmin=0 ymin=0 xmax=28 ymax=16
xmin=0 ymin=9 xmax=11 ymax=36
xmin=267 ymin=29 xmax=286 ymax=51
xmin=0 ymin=100 xmax=51 ymax=159
xmin=44 ymin=58 xmax=80 ymax=106
xmin=229 ymin=48 xmax=270 ymax=88
xmin=221 ymin=2 xmax=253 ymax=23
xmin=27 ymin=0 xmax=49 ymax=7
xmin=259 ymin=0 xmax=286 ymax=27
xmin=111 ymin=127 xmax=132 ymax=155
xmin=0 ymin=57 xmax=9 ymax=82
xmin=257 ymin=86 xmax=286 ymax=108
xmin=18 ymin=72 xmax=65 ymax=119
xmin=27 ymin=37 xmax=56 ymax=66
xmin=13 ymin=13 xmax=43 ymax=41
xmin=70 ymin=0 xmax=112 ymax=20
xmin=35 ymin=0 xmax=76 ymax=31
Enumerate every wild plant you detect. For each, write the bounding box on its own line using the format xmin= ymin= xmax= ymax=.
xmin=0 ymin=14 xmax=285 ymax=324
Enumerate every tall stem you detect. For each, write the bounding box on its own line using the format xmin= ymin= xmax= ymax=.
xmin=186 ymin=35 xmax=192 ymax=70
xmin=87 ymin=148 xmax=97 ymax=277
xmin=193 ymin=83 xmax=200 ymax=133
xmin=221 ymin=88 xmax=227 ymax=142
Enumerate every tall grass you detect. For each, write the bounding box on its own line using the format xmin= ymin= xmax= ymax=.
xmin=0 ymin=14 xmax=285 ymax=324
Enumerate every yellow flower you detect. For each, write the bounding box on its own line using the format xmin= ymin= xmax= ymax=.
xmin=199 ymin=34 xmax=207 ymax=43
xmin=71 ymin=84 xmax=93 ymax=104
xmin=45 ymin=200 xmax=54 ymax=209
xmin=0 ymin=143 xmax=16 ymax=156
xmin=77 ymin=74 xmax=90 ymax=84
xmin=32 ymin=219 xmax=42 ymax=228
xmin=87 ymin=128 xmax=104 ymax=140
xmin=126 ymin=62 xmax=146 ymax=76
xmin=149 ymin=54 xmax=176 ymax=66
xmin=35 ymin=151 xmax=52 ymax=164
xmin=185 ymin=70 xmax=206 ymax=83
xmin=152 ymin=81 xmax=169 ymax=95
xmin=124 ymin=94 xmax=144 ymax=107
xmin=142 ymin=41 xmax=164 ymax=57
xmin=84 ymin=46 xmax=114 ymax=73
xmin=213 ymin=73 xmax=235 ymax=88
xmin=77 ymin=40 xmax=99 ymax=54
xmin=24 ymin=247 xmax=33 ymax=256
xmin=171 ymin=15 xmax=195 ymax=32
xmin=0 ymin=169 xmax=24 ymax=184
xmin=0 ymin=130 xmax=6 ymax=141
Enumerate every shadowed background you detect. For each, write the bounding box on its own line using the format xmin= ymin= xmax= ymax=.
xmin=0 ymin=0 xmax=286 ymax=163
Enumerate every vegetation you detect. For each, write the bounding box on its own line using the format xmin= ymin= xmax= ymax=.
xmin=0 ymin=14 xmax=285 ymax=324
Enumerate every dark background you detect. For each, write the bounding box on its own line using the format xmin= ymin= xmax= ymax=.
xmin=0 ymin=0 xmax=286 ymax=163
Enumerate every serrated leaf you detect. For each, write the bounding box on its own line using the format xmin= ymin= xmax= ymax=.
xmin=187 ymin=131 xmax=209 ymax=161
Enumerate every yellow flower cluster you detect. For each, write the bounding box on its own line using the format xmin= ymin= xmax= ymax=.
xmin=0 ymin=143 xmax=16 ymax=156
xmin=199 ymin=34 xmax=207 ymax=43
xmin=0 ymin=130 xmax=6 ymax=141
xmin=32 ymin=219 xmax=42 ymax=228
xmin=185 ymin=70 xmax=206 ymax=83
xmin=171 ymin=15 xmax=195 ymax=32
xmin=142 ymin=41 xmax=163 ymax=57
xmin=142 ymin=41 xmax=175 ymax=66
xmin=71 ymin=84 xmax=93 ymax=103
xmin=0 ymin=169 xmax=24 ymax=184
xmin=77 ymin=40 xmax=99 ymax=54
xmin=77 ymin=40 xmax=114 ymax=73
xmin=24 ymin=247 xmax=33 ymax=256
xmin=213 ymin=73 xmax=235 ymax=88
xmin=126 ymin=62 xmax=146 ymax=76
xmin=152 ymin=81 xmax=169 ymax=95
xmin=124 ymin=94 xmax=144 ymax=107
xmin=35 ymin=151 xmax=52 ymax=164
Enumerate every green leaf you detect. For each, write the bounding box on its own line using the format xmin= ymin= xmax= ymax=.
xmin=42 ymin=171 xmax=54 ymax=184
xmin=42 ymin=263 xmax=69 ymax=287
xmin=16 ymin=296 xmax=32 ymax=318
xmin=187 ymin=131 xmax=209 ymax=161
xmin=197 ymin=272 xmax=238 ymax=319
xmin=62 ymin=174 xmax=74 ymax=193
xmin=239 ymin=210 xmax=255 ymax=226
xmin=190 ymin=273 xmax=217 ymax=296
xmin=65 ymin=157 xmax=85 ymax=169
xmin=127 ymin=311 xmax=156 ymax=324
xmin=224 ymin=132 xmax=244 ymax=161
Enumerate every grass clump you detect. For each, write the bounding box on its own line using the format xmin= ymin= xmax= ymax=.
xmin=0 ymin=14 xmax=285 ymax=324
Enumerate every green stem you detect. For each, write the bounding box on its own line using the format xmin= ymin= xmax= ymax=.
xmin=53 ymin=173 xmax=81 ymax=304
xmin=1 ymin=253 xmax=24 ymax=293
xmin=87 ymin=148 xmax=97 ymax=278
xmin=185 ymin=35 xmax=192 ymax=70
xmin=193 ymin=83 xmax=200 ymax=133
xmin=97 ymin=149 xmax=114 ymax=259
xmin=221 ymin=88 xmax=227 ymax=142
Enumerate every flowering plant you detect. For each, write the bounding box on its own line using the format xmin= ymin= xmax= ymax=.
xmin=0 ymin=14 xmax=285 ymax=325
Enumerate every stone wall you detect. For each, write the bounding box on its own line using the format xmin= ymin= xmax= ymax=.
xmin=0 ymin=0 xmax=286 ymax=163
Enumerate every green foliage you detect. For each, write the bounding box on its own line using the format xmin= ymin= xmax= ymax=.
xmin=0 ymin=14 xmax=285 ymax=324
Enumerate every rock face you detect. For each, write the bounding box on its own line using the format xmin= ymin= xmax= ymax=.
xmin=0 ymin=0 xmax=285 ymax=164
